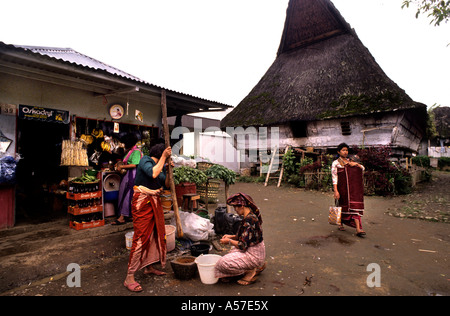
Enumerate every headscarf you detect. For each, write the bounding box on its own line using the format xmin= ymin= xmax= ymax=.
xmin=226 ymin=192 xmax=262 ymax=224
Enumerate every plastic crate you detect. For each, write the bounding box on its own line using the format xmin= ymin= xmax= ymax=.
xmin=70 ymin=219 xmax=105 ymax=230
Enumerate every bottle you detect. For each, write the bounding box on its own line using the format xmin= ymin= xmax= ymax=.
xmin=68 ymin=182 xmax=74 ymax=194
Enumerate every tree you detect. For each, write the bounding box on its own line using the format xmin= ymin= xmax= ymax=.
xmin=402 ymin=0 xmax=450 ymax=26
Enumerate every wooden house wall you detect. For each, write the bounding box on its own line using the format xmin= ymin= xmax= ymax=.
xmin=264 ymin=111 xmax=422 ymax=156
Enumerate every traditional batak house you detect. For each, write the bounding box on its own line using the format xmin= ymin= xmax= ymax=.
xmin=221 ymin=0 xmax=427 ymax=166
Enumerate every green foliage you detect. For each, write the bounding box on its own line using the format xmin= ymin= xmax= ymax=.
xmin=412 ymin=155 xmax=431 ymax=167
xmin=236 ymin=176 xmax=265 ymax=183
xmin=402 ymin=0 xmax=450 ymax=26
xmin=204 ymin=164 xmax=236 ymax=185
xmin=281 ymin=148 xmax=333 ymax=190
xmin=426 ymin=104 xmax=440 ymax=139
xmin=355 ymin=146 xmax=413 ymax=196
xmin=282 ymin=148 xmax=298 ymax=176
xmin=438 ymin=157 xmax=450 ymax=169
xmin=173 ymin=166 xmax=207 ymax=186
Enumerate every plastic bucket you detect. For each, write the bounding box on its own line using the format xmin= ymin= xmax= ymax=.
xmin=165 ymin=225 xmax=176 ymax=252
xmin=104 ymin=202 xmax=115 ymax=217
xmin=125 ymin=231 xmax=134 ymax=250
xmin=194 ymin=254 xmax=222 ymax=284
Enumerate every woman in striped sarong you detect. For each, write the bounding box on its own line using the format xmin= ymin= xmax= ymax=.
xmin=332 ymin=143 xmax=366 ymax=238
xmin=123 ymin=144 xmax=171 ymax=292
xmin=215 ymin=193 xmax=266 ymax=285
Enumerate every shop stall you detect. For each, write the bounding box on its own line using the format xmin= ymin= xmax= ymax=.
xmin=62 ymin=116 xmax=159 ymax=230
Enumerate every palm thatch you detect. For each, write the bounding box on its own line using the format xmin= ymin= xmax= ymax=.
xmin=221 ymin=0 xmax=426 ymax=128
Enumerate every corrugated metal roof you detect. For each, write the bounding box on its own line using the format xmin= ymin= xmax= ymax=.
xmin=15 ymin=45 xmax=146 ymax=83
xmin=1 ymin=42 xmax=231 ymax=109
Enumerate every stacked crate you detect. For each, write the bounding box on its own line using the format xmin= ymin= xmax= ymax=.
xmin=67 ymin=180 xmax=104 ymax=230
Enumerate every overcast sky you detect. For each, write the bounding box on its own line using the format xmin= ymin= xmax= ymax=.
xmin=1 ymin=0 xmax=449 ymax=120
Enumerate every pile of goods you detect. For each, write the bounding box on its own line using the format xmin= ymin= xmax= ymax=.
xmin=67 ymin=170 xmax=103 ymax=230
xmin=68 ymin=172 xmax=100 ymax=194
xmin=61 ymin=140 xmax=89 ymax=166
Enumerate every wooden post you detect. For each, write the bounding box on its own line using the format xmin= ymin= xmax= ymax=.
xmin=205 ymin=178 xmax=209 ymax=212
xmin=264 ymin=145 xmax=278 ymax=187
xmin=277 ymin=145 xmax=291 ymax=187
xmin=225 ymin=183 xmax=231 ymax=213
xmin=161 ymin=89 xmax=183 ymax=238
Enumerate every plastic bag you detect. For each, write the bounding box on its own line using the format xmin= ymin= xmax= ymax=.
xmin=328 ymin=202 xmax=342 ymax=226
xmin=172 ymin=155 xmax=197 ymax=168
xmin=171 ymin=210 xmax=215 ymax=241
xmin=0 ymin=155 xmax=19 ymax=185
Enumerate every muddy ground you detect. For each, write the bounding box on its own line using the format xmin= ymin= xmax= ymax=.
xmin=0 ymin=172 xmax=449 ymax=297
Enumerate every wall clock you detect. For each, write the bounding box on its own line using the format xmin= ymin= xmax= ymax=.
xmin=109 ymin=104 xmax=124 ymax=120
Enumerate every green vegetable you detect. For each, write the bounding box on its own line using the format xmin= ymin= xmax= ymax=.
xmin=173 ymin=166 xmax=207 ymax=186
xmin=72 ymin=172 xmax=99 ymax=184
xmin=204 ymin=164 xmax=236 ymax=185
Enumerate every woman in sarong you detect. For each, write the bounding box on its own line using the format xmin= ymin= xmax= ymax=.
xmin=123 ymin=144 xmax=171 ymax=292
xmin=113 ymin=134 xmax=143 ymax=225
xmin=215 ymin=193 xmax=266 ymax=285
xmin=331 ymin=143 xmax=366 ymax=237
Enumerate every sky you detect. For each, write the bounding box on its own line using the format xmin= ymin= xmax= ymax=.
xmin=1 ymin=0 xmax=449 ymax=120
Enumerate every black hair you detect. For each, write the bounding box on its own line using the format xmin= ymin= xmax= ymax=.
xmin=148 ymin=143 xmax=165 ymax=159
xmin=122 ymin=133 xmax=139 ymax=150
xmin=337 ymin=143 xmax=349 ymax=152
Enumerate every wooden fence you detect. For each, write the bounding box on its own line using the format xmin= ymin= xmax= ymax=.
xmin=301 ymin=166 xmax=428 ymax=195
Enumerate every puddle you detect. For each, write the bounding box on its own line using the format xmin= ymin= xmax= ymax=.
xmin=302 ymin=235 xmax=355 ymax=248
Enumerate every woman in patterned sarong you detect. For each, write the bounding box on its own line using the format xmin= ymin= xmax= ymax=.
xmin=123 ymin=144 xmax=171 ymax=292
xmin=331 ymin=143 xmax=366 ymax=237
xmin=215 ymin=193 xmax=266 ymax=285
xmin=113 ymin=134 xmax=143 ymax=225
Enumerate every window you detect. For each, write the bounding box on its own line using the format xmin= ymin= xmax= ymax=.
xmin=340 ymin=121 xmax=351 ymax=136
xmin=290 ymin=121 xmax=308 ymax=138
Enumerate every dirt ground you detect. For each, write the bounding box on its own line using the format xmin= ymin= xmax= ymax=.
xmin=0 ymin=172 xmax=449 ymax=297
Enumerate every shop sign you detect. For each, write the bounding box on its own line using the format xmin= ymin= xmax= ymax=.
xmin=19 ymin=104 xmax=69 ymax=124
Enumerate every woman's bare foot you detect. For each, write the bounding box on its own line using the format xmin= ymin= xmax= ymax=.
xmin=144 ymin=265 xmax=166 ymax=276
xmin=237 ymin=268 xmax=257 ymax=286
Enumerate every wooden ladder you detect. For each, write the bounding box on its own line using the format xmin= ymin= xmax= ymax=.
xmin=263 ymin=145 xmax=292 ymax=187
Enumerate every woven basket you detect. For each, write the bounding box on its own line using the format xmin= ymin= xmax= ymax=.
xmin=197 ymin=162 xmax=214 ymax=171
xmin=197 ymin=180 xmax=220 ymax=203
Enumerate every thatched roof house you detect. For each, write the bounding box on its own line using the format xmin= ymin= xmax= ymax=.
xmin=221 ymin=0 xmax=427 ymax=157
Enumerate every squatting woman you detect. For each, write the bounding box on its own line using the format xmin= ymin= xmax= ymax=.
xmin=215 ymin=193 xmax=266 ymax=285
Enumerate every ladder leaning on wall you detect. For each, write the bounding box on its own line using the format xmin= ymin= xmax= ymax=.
xmin=263 ymin=145 xmax=291 ymax=187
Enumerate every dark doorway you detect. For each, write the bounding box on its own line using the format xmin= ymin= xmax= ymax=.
xmin=15 ymin=119 xmax=69 ymax=224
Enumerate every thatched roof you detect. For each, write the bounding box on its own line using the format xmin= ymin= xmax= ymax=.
xmin=221 ymin=0 xmax=426 ymax=128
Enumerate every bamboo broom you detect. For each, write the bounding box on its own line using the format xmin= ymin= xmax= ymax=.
xmin=161 ymin=89 xmax=183 ymax=238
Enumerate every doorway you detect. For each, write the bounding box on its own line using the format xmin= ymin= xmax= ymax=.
xmin=15 ymin=119 xmax=69 ymax=224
